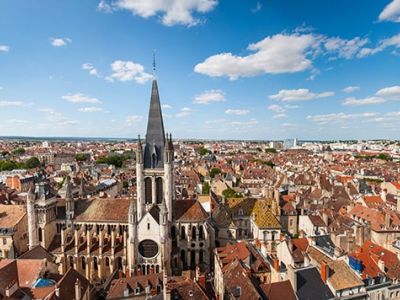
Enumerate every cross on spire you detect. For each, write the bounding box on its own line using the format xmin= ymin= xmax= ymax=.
xmin=152 ymin=49 xmax=156 ymax=77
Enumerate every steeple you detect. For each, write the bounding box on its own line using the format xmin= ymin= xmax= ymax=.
xmin=144 ymin=65 xmax=165 ymax=169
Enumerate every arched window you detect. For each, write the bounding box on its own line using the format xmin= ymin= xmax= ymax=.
xmin=38 ymin=228 xmax=43 ymax=242
xmin=180 ymin=226 xmax=186 ymax=239
xmin=93 ymin=257 xmax=98 ymax=270
xmin=198 ymin=225 xmax=205 ymax=240
xmin=69 ymin=256 xmax=74 ymax=268
xmin=145 ymin=178 xmax=152 ymax=204
xmin=81 ymin=257 xmax=86 ymax=270
xmin=191 ymin=226 xmax=197 ymax=240
xmin=191 ymin=250 xmax=196 ymax=269
xmin=156 ymin=177 xmax=163 ymax=204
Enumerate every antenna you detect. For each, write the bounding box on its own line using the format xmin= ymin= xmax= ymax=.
xmin=152 ymin=49 xmax=156 ymax=77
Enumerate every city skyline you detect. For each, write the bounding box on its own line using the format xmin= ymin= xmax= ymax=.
xmin=1 ymin=0 xmax=400 ymax=140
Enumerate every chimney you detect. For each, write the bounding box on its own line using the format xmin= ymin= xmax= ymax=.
xmin=273 ymin=258 xmax=280 ymax=271
xmin=378 ymin=259 xmax=385 ymax=273
xmin=75 ymin=279 xmax=81 ymax=300
xmin=287 ymin=265 xmax=297 ymax=292
xmin=320 ymin=261 xmax=329 ymax=284
xmin=385 ymin=213 xmax=391 ymax=228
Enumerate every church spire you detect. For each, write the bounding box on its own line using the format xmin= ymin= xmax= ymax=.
xmin=144 ymin=55 xmax=165 ymax=169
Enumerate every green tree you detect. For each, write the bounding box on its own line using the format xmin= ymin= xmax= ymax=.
xmin=198 ymin=147 xmax=210 ymax=156
xmin=265 ymin=148 xmax=277 ymax=153
xmin=203 ymin=182 xmax=210 ymax=194
xmin=210 ymin=167 xmax=221 ymax=178
xmin=75 ymin=153 xmax=89 ymax=162
xmin=0 ymin=160 xmax=24 ymax=171
xmin=95 ymin=154 xmax=126 ymax=168
xmin=12 ymin=148 xmax=25 ymax=155
xmin=24 ymin=157 xmax=41 ymax=169
xmin=222 ymin=188 xmax=243 ymax=198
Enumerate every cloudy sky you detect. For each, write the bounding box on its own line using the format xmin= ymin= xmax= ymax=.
xmin=1 ymin=0 xmax=400 ymax=140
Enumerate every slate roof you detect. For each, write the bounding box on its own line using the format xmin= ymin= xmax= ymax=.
xmin=296 ymin=267 xmax=334 ymax=300
xmin=144 ymin=79 xmax=165 ymax=169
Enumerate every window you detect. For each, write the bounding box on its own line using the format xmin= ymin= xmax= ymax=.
xmin=145 ymin=178 xmax=152 ymax=204
xmin=147 ymin=223 xmax=150 ymax=230
xmin=156 ymin=177 xmax=163 ymax=204
xmin=2 ymin=238 xmax=6 ymax=245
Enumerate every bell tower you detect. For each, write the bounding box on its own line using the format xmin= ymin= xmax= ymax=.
xmin=134 ymin=62 xmax=174 ymax=275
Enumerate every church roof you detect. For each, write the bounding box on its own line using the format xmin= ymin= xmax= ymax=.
xmin=144 ymin=79 xmax=165 ymax=169
xmin=74 ymin=197 xmax=130 ymax=223
xmin=174 ymin=200 xmax=209 ymax=222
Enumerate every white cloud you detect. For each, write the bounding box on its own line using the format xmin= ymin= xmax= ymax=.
xmin=194 ymin=31 xmax=376 ymax=80
xmin=324 ymin=37 xmax=368 ymax=59
xmin=98 ymin=0 xmax=113 ymax=13
xmin=225 ymin=109 xmax=250 ymax=115
xmin=62 ymin=93 xmax=102 ymax=104
xmin=162 ymin=104 xmax=172 ymax=109
xmin=282 ymin=123 xmax=296 ymax=128
xmin=82 ymin=63 xmax=99 ymax=76
xmin=358 ymin=33 xmax=400 ymax=57
xmin=176 ymin=107 xmax=193 ymax=118
xmin=195 ymin=33 xmax=319 ymax=80
xmin=109 ymin=0 xmax=218 ymax=26
xmin=307 ymin=112 xmax=377 ymax=124
xmin=193 ymin=89 xmax=225 ymax=104
xmin=125 ymin=115 xmax=143 ymax=126
xmin=0 ymin=45 xmax=10 ymax=52
xmin=379 ymin=0 xmax=400 ymax=22
xmin=50 ymin=38 xmax=72 ymax=47
xmin=59 ymin=120 xmax=79 ymax=126
xmin=79 ymin=107 xmax=104 ymax=112
xmin=230 ymin=119 xmax=259 ymax=127
xmin=251 ymin=2 xmax=262 ymax=13
xmin=106 ymin=60 xmax=152 ymax=84
xmin=343 ymin=86 xmax=360 ymax=93
xmin=267 ymin=104 xmax=285 ymax=113
xmin=376 ymin=85 xmax=400 ymax=100
xmin=273 ymin=113 xmax=287 ymax=119
xmin=343 ymin=97 xmax=386 ymax=106
xmin=0 ymin=101 xmax=27 ymax=107
xmin=269 ymin=89 xmax=334 ymax=102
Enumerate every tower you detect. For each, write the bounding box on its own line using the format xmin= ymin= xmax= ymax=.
xmin=27 ymin=186 xmax=38 ymax=249
xmin=65 ymin=176 xmax=75 ymax=223
xmin=128 ymin=196 xmax=138 ymax=275
xmin=134 ymin=64 xmax=174 ymax=275
xmin=136 ymin=77 xmax=174 ymax=220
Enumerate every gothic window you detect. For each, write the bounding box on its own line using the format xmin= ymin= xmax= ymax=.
xmin=180 ymin=226 xmax=186 ymax=239
xmin=145 ymin=178 xmax=152 ymax=204
xmin=199 ymin=250 xmax=204 ymax=263
xmin=94 ymin=257 xmax=98 ymax=270
xmin=69 ymin=256 xmax=74 ymax=268
xmin=190 ymin=250 xmax=196 ymax=269
xmin=198 ymin=225 xmax=205 ymax=240
xmin=156 ymin=177 xmax=163 ymax=204
xmin=181 ymin=250 xmax=186 ymax=266
xmin=191 ymin=226 xmax=197 ymax=240
xmin=38 ymin=228 xmax=43 ymax=242
xmin=263 ymin=231 xmax=268 ymax=240
xmin=171 ymin=226 xmax=176 ymax=240
xmin=81 ymin=257 xmax=86 ymax=270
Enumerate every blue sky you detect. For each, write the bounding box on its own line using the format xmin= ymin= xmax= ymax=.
xmin=0 ymin=0 xmax=400 ymax=140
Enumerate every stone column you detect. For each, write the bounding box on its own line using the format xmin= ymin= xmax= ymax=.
xmin=187 ymin=251 xmax=191 ymax=268
xmin=74 ymin=227 xmax=79 ymax=256
xmin=111 ymin=226 xmax=116 ymax=257
xmin=123 ymin=228 xmax=127 ymax=273
xmin=86 ymin=228 xmax=91 ymax=256
xmin=98 ymin=257 xmax=103 ymax=279
xmin=152 ymin=177 xmax=157 ymax=205
xmin=85 ymin=257 xmax=91 ymax=280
